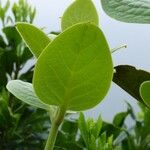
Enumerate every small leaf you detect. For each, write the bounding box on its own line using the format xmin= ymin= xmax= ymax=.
xmin=113 ymin=65 xmax=150 ymax=104
xmin=94 ymin=116 xmax=103 ymax=138
xmin=61 ymin=0 xmax=99 ymax=31
xmin=113 ymin=112 xmax=129 ymax=127
xmin=101 ymin=0 xmax=150 ymax=24
xmin=33 ymin=23 xmax=113 ymax=111
xmin=78 ymin=113 xmax=88 ymax=145
xmin=140 ymin=81 xmax=150 ymax=108
xmin=6 ymin=80 xmax=50 ymax=110
xmin=16 ymin=23 xmax=51 ymax=57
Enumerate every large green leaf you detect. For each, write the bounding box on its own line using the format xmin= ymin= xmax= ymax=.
xmin=6 ymin=80 xmax=50 ymax=110
xmin=16 ymin=23 xmax=51 ymax=57
xmin=113 ymin=65 xmax=150 ymax=104
xmin=140 ymin=81 xmax=150 ymax=108
xmin=61 ymin=0 xmax=99 ymax=31
xmin=101 ymin=0 xmax=150 ymax=24
xmin=33 ymin=23 xmax=113 ymax=111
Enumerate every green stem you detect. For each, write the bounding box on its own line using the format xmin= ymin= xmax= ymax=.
xmin=44 ymin=106 xmax=66 ymax=150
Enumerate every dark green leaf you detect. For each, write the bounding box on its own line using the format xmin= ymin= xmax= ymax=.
xmin=113 ymin=112 xmax=129 ymax=127
xmin=3 ymin=26 xmax=21 ymax=47
xmin=113 ymin=65 xmax=150 ymax=104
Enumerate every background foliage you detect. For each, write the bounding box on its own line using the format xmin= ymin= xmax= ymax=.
xmin=0 ymin=0 xmax=150 ymax=149
xmin=0 ymin=0 xmax=49 ymax=149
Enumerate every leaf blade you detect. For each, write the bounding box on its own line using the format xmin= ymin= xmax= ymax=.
xmin=101 ymin=0 xmax=150 ymax=24
xmin=33 ymin=23 xmax=113 ymax=111
xmin=16 ymin=23 xmax=51 ymax=57
xmin=61 ymin=0 xmax=99 ymax=31
xmin=6 ymin=80 xmax=50 ymax=110
xmin=140 ymin=81 xmax=150 ymax=108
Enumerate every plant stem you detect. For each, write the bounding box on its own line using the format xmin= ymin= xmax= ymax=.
xmin=111 ymin=44 xmax=127 ymax=53
xmin=44 ymin=106 xmax=66 ymax=150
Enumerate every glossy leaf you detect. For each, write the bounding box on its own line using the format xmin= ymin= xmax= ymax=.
xmin=6 ymin=80 xmax=50 ymax=110
xmin=16 ymin=23 xmax=51 ymax=57
xmin=101 ymin=0 xmax=150 ymax=24
xmin=61 ymin=0 xmax=99 ymax=31
xmin=140 ymin=81 xmax=150 ymax=108
xmin=113 ymin=65 xmax=150 ymax=103
xmin=33 ymin=23 xmax=113 ymax=111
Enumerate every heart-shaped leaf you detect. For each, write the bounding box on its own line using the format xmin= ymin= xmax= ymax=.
xmin=101 ymin=0 xmax=150 ymax=24
xmin=16 ymin=23 xmax=51 ymax=57
xmin=33 ymin=23 xmax=113 ymax=111
xmin=140 ymin=81 xmax=150 ymax=108
xmin=61 ymin=0 xmax=99 ymax=31
xmin=6 ymin=80 xmax=50 ymax=110
xmin=113 ymin=65 xmax=150 ymax=104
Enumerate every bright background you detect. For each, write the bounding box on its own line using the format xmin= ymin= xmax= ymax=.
xmin=5 ymin=0 xmax=150 ymax=121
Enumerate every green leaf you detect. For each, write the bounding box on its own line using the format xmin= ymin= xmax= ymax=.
xmin=78 ymin=113 xmax=88 ymax=146
xmin=6 ymin=80 xmax=50 ymax=110
xmin=0 ymin=35 xmax=6 ymax=48
xmin=0 ymin=66 xmax=7 ymax=91
xmin=33 ymin=23 xmax=113 ymax=111
xmin=101 ymin=122 xmax=122 ymax=139
xmin=16 ymin=23 xmax=51 ymax=57
xmin=101 ymin=0 xmax=150 ymax=24
xmin=113 ymin=112 xmax=129 ymax=127
xmin=61 ymin=0 xmax=99 ymax=31
xmin=3 ymin=26 xmax=21 ymax=47
xmin=113 ymin=65 xmax=150 ymax=104
xmin=93 ymin=116 xmax=102 ymax=138
xmin=140 ymin=81 xmax=150 ymax=108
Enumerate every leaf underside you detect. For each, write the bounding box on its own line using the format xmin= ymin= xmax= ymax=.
xmin=33 ymin=23 xmax=113 ymax=111
xmin=101 ymin=0 xmax=150 ymax=24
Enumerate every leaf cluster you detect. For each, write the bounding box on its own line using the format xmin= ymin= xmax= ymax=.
xmin=0 ymin=1 xmax=51 ymax=149
xmin=1 ymin=0 xmax=150 ymax=149
xmin=101 ymin=0 xmax=150 ymax=108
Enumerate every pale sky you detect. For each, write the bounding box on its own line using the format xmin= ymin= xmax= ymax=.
xmin=3 ymin=0 xmax=150 ymax=121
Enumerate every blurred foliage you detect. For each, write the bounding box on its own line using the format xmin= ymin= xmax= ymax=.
xmin=112 ymin=103 xmax=150 ymax=150
xmin=78 ymin=113 xmax=114 ymax=150
xmin=0 ymin=0 xmax=150 ymax=150
xmin=54 ymin=103 xmax=150 ymax=150
xmin=0 ymin=0 xmax=50 ymax=149
xmin=50 ymin=102 xmax=149 ymax=150
xmin=0 ymin=0 xmax=35 ymax=27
